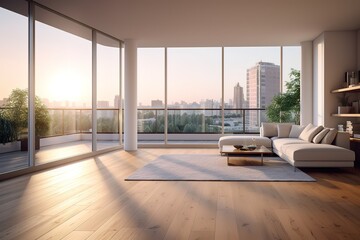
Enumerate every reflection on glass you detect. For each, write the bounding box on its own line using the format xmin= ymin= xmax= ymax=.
xmin=96 ymin=33 xmax=120 ymax=150
xmin=0 ymin=3 xmax=29 ymax=174
xmin=35 ymin=6 xmax=92 ymax=165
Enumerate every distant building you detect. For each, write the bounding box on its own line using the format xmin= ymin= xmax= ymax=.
xmin=151 ymin=99 xmax=163 ymax=108
xmin=97 ymin=101 xmax=110 ymax=108
xmin=0 ymin=98 xmax=8 ymax=107
xmin=114 ymin=95 xmax=121 ymax=108
xmin=233 ymin=82 xmax=244 ymax=114
xmin=247 ymin=61 xmax=280 ymax=128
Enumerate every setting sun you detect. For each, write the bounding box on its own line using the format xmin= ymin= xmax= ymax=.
xmin=48 ymin=69 xmax=83 ymax=102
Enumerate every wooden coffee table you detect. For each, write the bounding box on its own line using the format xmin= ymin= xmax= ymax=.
xmin=221 ymin=145 xmax=272 ymax=166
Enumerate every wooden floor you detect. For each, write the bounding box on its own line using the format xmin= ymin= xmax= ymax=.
xmin=0 ymin=141 xmax=120 ymax=174
xmin=0 ymin=148 xmax=359 ymax=240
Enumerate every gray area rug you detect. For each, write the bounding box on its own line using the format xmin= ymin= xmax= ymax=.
xmin=125 ymin=154 xmax=316 ymax=182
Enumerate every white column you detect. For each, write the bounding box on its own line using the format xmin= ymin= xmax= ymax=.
xmin=300 ymin=41 xmax=313 ymax=125
xmin=124 ymin=39 xmax=137 ymax=151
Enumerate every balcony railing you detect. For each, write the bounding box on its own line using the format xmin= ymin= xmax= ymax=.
xmin=0 ymin=107 xmax=267 ymax=141
xmin=138 ymin=107 xmax=266 ymax=134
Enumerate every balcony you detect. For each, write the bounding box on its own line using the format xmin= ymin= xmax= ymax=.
xmin=0 ymin=107 xmax=265 ymax=174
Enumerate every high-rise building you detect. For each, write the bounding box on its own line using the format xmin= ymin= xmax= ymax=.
xmin=246 ymin=61 xmax=280 ymax=128
xmin=114 ymin=95 xmax=121 ymax=108
xmin=233 ymin=82 xmax=244 ymax=113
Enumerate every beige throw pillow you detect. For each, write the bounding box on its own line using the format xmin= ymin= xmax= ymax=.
xmin=312 ymin=128 xmax=330 ymax=144
xmin=277 ymin=124 xmax=292 ymax=138
xmin=288 ymin=125 xmax=305 ymax=138
xmin=321 ymin=128 xmax=338 ymax=144
xmin=299 ymin=124 xmax=323 ymax=142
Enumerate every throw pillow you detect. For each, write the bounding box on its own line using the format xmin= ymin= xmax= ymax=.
xmin=288 ymin=125 xmax=305 ymax=138
xmin=298 ymin=123 xmax=314 ymax=140
xmin=299 ymin=124 xmax=323 ymax=142
xmin=321 ymin=128 xmax=338 ymax=144
xmin=312 ymin=128 xmax=330 ymax=144
xmin=277 ymin=124 xmax=292 ymax=138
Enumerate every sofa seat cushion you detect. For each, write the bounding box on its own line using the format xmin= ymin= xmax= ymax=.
xmin=271 ymin=137 xmax=311 ymax=152
xmin=281 ymin=144 xmax=355 ymax=162
xmin=218 ymin=136 xmax=272 ymax=149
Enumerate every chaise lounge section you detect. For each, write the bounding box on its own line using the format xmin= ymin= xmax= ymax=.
xmin=218 ymin=122 xmax=355 ymax=168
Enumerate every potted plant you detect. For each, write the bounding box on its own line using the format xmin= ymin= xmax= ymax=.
xmin=0 ymin=111 xmax=17 ymax=144
xmin=2 ymin=89 xmax=50 ymax=151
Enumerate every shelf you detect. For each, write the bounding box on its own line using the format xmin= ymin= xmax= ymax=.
xmin=332 ymin=113 xmax=360 ymax=117
xmin=331 ymin=85 xmax=360 ymax=93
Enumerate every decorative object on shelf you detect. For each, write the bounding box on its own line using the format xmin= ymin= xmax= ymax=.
xmin=352 ymin=101 xmax=359 ymax=113
xmin=346 ymin=121 xmax=353 ymax=136
xmin=337 ymin=93 xmax=352 ymax=114
xmin=345 ymin=71 xmax=358 ymax=87
xmin=338 ymin=124 xmax=344 ymax=132
xmin=338 ymin=106 xmax=352 ymax=114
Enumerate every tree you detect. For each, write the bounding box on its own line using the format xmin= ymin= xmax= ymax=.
xmin=266 ymin=69 xmax=300 ymax=124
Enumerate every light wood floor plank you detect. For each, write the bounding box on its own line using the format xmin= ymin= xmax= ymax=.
xmin=0 ymin=148 xmax=358 ymax=240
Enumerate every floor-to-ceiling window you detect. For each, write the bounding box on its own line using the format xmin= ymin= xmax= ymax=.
xmin=137 ymin=46 xmax=300 ymax=144
xmin=137 ymin=48 xmax=165 ymax=143
xmin=282 ymin=46 xmax=301 ymax=91
xmin=0 ymin=0 xmax=123 ymax=176
xmin=35 ymin=6 xmax=93 ymax=165
xmin=224 ymin=47 xmax=281 ymax=132
xmin=167 ymin=47 xmax=222 ymax=141
xmin=96 ymin=32 xmax=121 ymax=150
xmin=0 ymin=2 xmax=29 ymax=173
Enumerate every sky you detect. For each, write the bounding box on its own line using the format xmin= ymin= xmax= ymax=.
xmin=1 ymin=6 xmax=300 ymax=108
xmin=138 ymin=47 xmax=300 ymax=106
xmin=1 ymin=7 xmax=120 ymax=107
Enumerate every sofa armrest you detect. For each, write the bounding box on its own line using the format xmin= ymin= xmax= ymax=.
xmin=334 ymin=132 xmax=350 ymax=149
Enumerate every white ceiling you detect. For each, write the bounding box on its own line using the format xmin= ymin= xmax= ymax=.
xmin=36 ymin=0 xmax=360 ymax=47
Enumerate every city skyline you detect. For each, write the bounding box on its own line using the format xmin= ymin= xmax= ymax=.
xmin=138 ymin=47 xmax=300 ymax=106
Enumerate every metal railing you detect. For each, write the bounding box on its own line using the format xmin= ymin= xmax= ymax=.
xmin=138 ymin=107 xmax=266 ymax=134
xmin=0 ymin=107 xmax=267 ymax=140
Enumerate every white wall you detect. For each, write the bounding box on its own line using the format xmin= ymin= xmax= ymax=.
xmin=301 ymin=41 xmax=313 ymax=125
xmin=312 ymin=31 xmax=358 ymax=128
xmin=313 ymin=33 xmax=325 ymax=126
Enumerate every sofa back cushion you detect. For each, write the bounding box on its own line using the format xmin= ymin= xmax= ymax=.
xmin=321 ymin=128 xmax=338 ymax=144
xmin=312 ymin=128 xmax=330 ymax=143
xmin=261 ymin=123 xmax=278 ymax=137
xmin=277 ymin=124 xmax=292 ymax=138
xmin=288 ymin=125 xmax=305 ymax=138
xmin=262 ymin=123 xmax=293 ymax=137
xmin=298 ymin=123 xmax=323 ymax=142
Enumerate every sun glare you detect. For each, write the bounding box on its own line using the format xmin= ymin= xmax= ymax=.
xmin=49 ymin=69 xmax=83 ymax=102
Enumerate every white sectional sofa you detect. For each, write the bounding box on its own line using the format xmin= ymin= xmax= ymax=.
xmin=263 ymin=123 xmax=355 ymax=168
xmin=218 ymin=122 xmax=355 ymax=168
